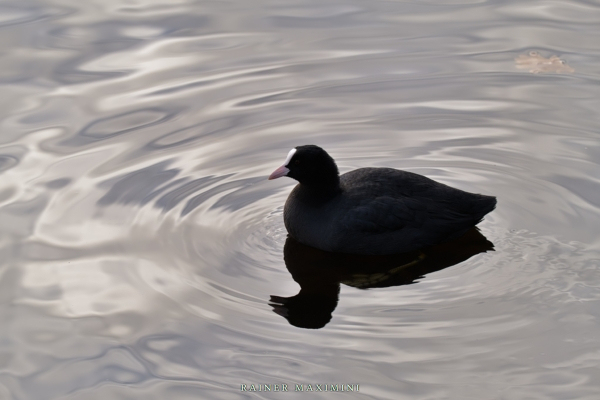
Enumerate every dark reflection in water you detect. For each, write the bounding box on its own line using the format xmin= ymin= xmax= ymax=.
xmin=271 ymin=227 xmax=494 ymax=329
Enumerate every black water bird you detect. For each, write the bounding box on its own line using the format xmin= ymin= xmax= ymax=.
xmin=269 ymin=145 xmax=496 ymax=255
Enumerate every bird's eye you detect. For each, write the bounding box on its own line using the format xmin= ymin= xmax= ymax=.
xmin=294 ymin=159 xmax=300 ymax=165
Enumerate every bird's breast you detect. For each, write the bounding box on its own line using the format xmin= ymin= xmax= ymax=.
xmin=283 ymin=194 xmax=338 ymax=252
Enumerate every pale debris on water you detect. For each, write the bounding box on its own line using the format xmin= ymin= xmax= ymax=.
xmin=515 ymin=51 xmax=574 ymax=74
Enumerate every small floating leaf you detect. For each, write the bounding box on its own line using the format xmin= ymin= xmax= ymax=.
xmin=515 ymin=51 xmax=574 ymax=74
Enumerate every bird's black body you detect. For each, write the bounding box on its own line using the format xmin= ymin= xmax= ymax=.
xmin=273 ymin=145 xmax=496 ymax=255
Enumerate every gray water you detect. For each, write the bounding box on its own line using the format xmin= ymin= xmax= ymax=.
xmin=1 ymin=0 xmax=600 ymax=399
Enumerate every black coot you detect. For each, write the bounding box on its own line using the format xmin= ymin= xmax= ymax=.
xmin=268 ymin=145 xmax=496 ymax=255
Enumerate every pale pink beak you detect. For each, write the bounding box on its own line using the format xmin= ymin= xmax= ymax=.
xmin=268 ymin=165 xmax=289 ymax=180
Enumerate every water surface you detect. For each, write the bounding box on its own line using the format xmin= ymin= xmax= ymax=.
xmin=1 ymin=0 xmax=600 ymax=399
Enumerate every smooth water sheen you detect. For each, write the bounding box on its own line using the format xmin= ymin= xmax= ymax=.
xmin=1 ymin=0 xmax=600 ymax=399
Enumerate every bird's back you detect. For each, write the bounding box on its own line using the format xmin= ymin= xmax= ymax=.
xmin=330 ymin=168 xmax=496 ymax=254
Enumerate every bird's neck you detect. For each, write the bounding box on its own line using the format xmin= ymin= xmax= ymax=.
xmin=296 ymin=177 xmax=341 ymax=205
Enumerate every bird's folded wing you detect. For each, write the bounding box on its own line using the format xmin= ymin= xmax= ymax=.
xmin=340 ymin=195 xmax=474 ymax=235
xmin=340 ymin=196 xmax=427 ymax=233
